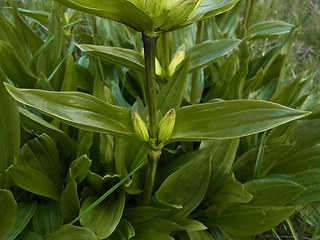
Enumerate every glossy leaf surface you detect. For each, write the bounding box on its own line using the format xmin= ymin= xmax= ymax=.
xmin=78 ymin=44 xmax=145 ymax=73
xmin=5 ymin=84 xmax=136 ymax=139
xmin=170 ymin=100 xmax=309 ymax=142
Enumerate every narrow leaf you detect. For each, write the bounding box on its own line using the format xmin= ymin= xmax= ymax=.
xmin=45 ymin=225 xmax=97 ymax=240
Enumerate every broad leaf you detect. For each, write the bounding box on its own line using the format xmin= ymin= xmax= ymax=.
xmin=108 ymin=219 xmax=135 ymax=240
xmin=78 ymin=44 xmax=145 ymax=73
xmin=187 ymin=230 xmax=215 ymax=240
xmin=46 ymin=225 xmax=97 ymax=240
xmin=133 ymin=229 xmax=174 ymax=240
xmin=6 ymin=201 xmax=37 ymax=240
xmin=19 ymin=107 xmax=77 ymax=153
xmin=155 ymin=150 xmax=211 ymax=220
xmin=0 ymin=189 xmax=17 ymax=240
xmin=32 ymin=202 xmax=63 ymax=235
xmin=5 ymin=84 xmax=136 ymax=139
xmin=203 ymin=205 xmax=296 ymax=236
xmin=80 ymin=191 xmax=125 ymax=239
xmin=244 ymin=179 xmax=305 ymax=207
xmin=6 ymin=165 xmax=61 ymax=201
xmin=187 ymin=39 xmax=241 ymax=71
xmin=169 ymin=100 xmax=310 ymax=142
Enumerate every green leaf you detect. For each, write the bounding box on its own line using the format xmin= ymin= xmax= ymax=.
xmin=115 ymin=138 xmax=147 ymax=194
xmin=54 ymin=0 xmax=153 ymax=32
xmin=0 ymin=189 xmax=17 ymax=240
xmin=69 ymin=155 xmax=92 ymax=184
xmin=60 ymin=171 xmax=80 ymax=223
xmin=15 ymin=8 xmax=49 ymax=24
xmin=209 ymin=173 xmax=252 ymax=208
xmin=203 ymin=205 xmax=297 ymax=236
xmin=77 ymin=44 xmax=145 ymax=73
xmin=19 ymin=107 xmax=77 ymax=154
xmin=204 ymin=139 xmax=239 ymax=196
xmin=123 ymin=207 xmax=170 ymax=224
xmin=18 ymin=134 xmax=64 ymax=184
xmin=275 ymin=170 xmax=320 ymax=205
xmin=80 ymin=191 xmax=125 ymax=239
xmin=133 ymin=229 xmax=174 ymax=240
xmin=6 ymin=201 xmax=37 ymax=240
xmin=246 ymin=21 xmax=295 ymax=40
xmin=136 ymin=218 xmax=185 ymax=235
xmin=270 ymin=146 xmax=320 ymax=174
xmin=32 ymin=202 xmax=63 ymax=236
xmin=0 ymin=70 xmax=20 ymax=186
xmin=155 ymin=150 xmax=211 ymax=220
xmin=169 ymin=100 xmax=310 ymax=142
xmin=244 ymin=179 xmax=305 ymax=207
xmin=158 ymin=56 xmax=190 ymax=115
xmin=0 ymin=12 xmax=30 ymax=62
xmin=16 ymin=231 xmax=43 ymax=240
xmin=187 ymin=39 xmax=241 ymax=71
xmin=45 ymin=225 xmax=97 ymax=240
xmin=108 ymin=219 xmax=135 ymax=240
xmin=188 ymin=0 xmax=240 ymax=23
xmin=232 ymin=144 xmax=293 ymax=182
xmin=187 ymin=230 xmax=215 ymax=240
xmin=4 ymin=84 xmax=136 ymax=139
xmin=177 ymin=219 xmax=207 ymax=231
xmin=6 ymin=165 xmax=61 ymax=201
xmin=0 ymin=41 xmax=37 ymax=88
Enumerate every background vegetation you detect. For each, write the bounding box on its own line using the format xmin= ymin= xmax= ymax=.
xmin=0 ymin=0 xmax=319 ymax=239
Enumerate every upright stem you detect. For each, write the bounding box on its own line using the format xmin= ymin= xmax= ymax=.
xmin=142 ymin=33 xmax=159 ymax=205
xmin=190 ymin=21 xmax=204 ymax=104
xmin=142 ymin=34 xmax=158 ymax=140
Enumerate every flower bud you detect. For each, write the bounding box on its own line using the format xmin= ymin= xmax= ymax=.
xmin=169 ymin=51 xmax=186 ymax=76
xmin=158 ymin=108 xmax=176 ymax=143
xmin=132 ymin=111 xmax=149 ymax=141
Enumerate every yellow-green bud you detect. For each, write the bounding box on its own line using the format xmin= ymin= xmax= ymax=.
xmin=169 ymin=51 xmax=186 ymax=76
xmin=158 ymin=108 xmax=176 ymax=143
xmin=132 ymin=111 xmax=149 ymax=142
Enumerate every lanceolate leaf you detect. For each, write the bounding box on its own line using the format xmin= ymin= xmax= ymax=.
xmin=187 ymin=39 xmax=241 ymax=72
xmin=169 ymin=100 xmax=310 ymax=142
xmin=203 ymin=205 xmax=297 ymax=236
xmin=6 ymin=165 xmax=61 ymax=201
xmin=246 ymin=21 xmax=295 ymax=40
xmin=77 ymin=44 xmax=145 ymax=73
xmin=0 ymin=190 xmax=17 ymax=240
xmin=0 ymin=70 xmax=20 ymax=185
xmin=4 ymin=84 xmax=136 ymax=139
xmin=53 ymin=0 xmax=153 ymax=32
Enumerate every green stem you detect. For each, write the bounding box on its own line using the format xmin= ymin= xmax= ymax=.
xmin=142 ymin=152 xmax=160 ymax=205
xmin=142 ymin=33 xmax=159 ymax=205
xmin=142 ymin=33 xmax=158 ymax=140
xmin=190 ymin=21 xmax=204 ymax=104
